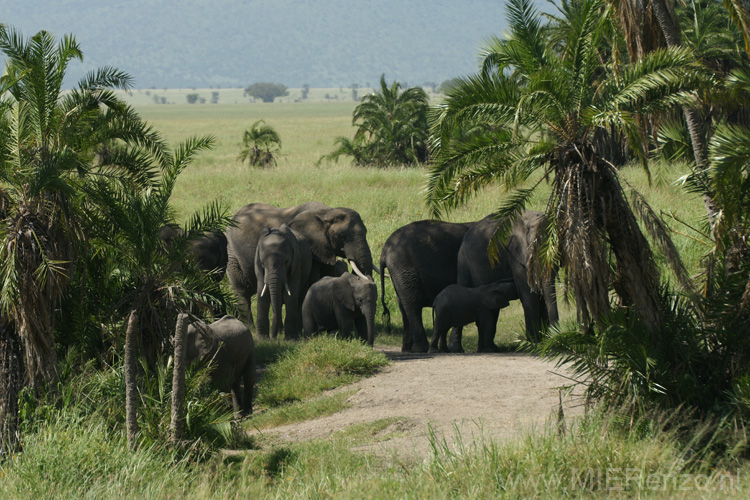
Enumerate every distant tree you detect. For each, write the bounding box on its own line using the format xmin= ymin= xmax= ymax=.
xmin=351 ymin=83 xmax=359 ymax=101
xmin=301 ymin=84 xmax=310 ymax=99
xmin=186 ymin=93 xmax=199 ymax=104
xmin=238 ymin=119 xmax=282 ymax=167
xmin=244 ymin=82 xmax=288 ymax=103
xmin=437 ymin=78 xmax=460 ymax=94
xmin=210 ymin=92 xmax=219 ymax=104
xmin=320 ymin=74 xmax=429 ymax=168
xmin=423 ymin=81 xmax=437 ymax=92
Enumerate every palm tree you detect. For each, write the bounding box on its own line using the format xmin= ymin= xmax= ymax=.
xmin=0 ymin=26 xmax=164 ymax=391
xmin=427 ymin=0 xmax=702 ymax=339
xmin=0 ymin=25 xmax=166 ymax=452
xmin=85 ymin=135 xmax=232 ymax=450
xmin=321 ymin=75 xmax=429 ymax=167
xmin=238 ymin=119 xmax=282 ymax=168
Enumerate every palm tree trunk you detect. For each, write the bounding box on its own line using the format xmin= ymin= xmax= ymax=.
xmin=169 ymin=313 xmax=189 ymax=445
xmin=649 ymin=0 xmax=719 ymax=226
xmin=125 ymin=309 xmax=139 ymax=451
xmin=0 ymin=318 xmax=23 ymax=458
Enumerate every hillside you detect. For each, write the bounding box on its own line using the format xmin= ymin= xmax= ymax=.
xmin=5 ymin=0 xmax=513 ymax=89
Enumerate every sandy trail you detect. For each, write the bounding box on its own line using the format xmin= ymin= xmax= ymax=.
xmin=251 ymin=345 xmax=584 ymax=459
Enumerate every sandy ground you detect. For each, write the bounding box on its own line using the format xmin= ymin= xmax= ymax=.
xmin=251 ymin=345 xmax=585 ymax=460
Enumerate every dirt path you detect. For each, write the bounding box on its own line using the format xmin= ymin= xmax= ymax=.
xmin=252 ymin=345 xmax=584 ymax=460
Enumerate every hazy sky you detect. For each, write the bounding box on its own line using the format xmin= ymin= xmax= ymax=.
xmin=0 ymin=1 xmax=537 ymax=88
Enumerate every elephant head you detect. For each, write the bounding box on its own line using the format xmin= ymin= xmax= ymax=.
xmin=480 ymin=282 xmax=516 ymax=310
xmin=335 ymin=273 xmax=378 ymax=346
xmin=288 ymin=207 xmax=374 ymax=281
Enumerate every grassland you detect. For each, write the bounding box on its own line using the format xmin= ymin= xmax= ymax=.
xmin=0 ymin=99 xmax=727 ymax=499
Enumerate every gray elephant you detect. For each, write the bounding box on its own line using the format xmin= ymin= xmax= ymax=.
xmin=379 ymin=219 xmax=478 ymax=352
xmin=255 ymin=224 xmax=312 ymax=339
xmin=430 ymin=282 xmax=516 ymax=353
xmin=226 ymin=202 xmax=376 ymax=330
xmin=186 ymin=315 xmax=255 ymax=416
xmin=450 ymin=211 xmax=559 ymax=352
xmin=159 ymin=225 xmax=228 ymax=281
xmin=302 ymin=272 xmax=378 ymax=346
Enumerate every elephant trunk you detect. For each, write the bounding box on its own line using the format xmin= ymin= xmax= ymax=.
xmin=266 ymin=273 xmax=285 ymax=339
xmin=343 ymin=238 xmax=374 ymax=281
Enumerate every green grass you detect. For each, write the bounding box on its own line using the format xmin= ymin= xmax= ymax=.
xmin=4 ymin=408 xmax=746 ymax=499
xmin=245 ymin=391 xmax=355 ymax=431
xmin=255 ymin=336 xmax=389 ymax=407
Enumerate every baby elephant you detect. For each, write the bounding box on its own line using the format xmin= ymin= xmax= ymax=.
xmin=186 ymin=315 xmax=256 ymax=417
xmin=430 ymin=282 xmax=516 ymax=353
xmin=302 ymin=272 xmax=378 ymax=346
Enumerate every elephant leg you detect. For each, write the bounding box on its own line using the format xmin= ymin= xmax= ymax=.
xmin=227 ymin=255 xmax=256 ymax=330
xmin=520 ymin=290 xmax=544 ymax=343
xmin=397 ymin=300 xmax=412 ymax=352
xmin=337 ymin=315 xmax=354 ymax=339
xmin=231 ymin=378 xmax=243 ymax=418
xmin=405 ymin=306 xmax=428 ymax=353
xmin=241 ymin=362 xmax=255 ymax=416
xmin=428 ymin=323 xmax=445 ymax=353
xmin=477 ymin=309 xmax=501 ymax=352
xmin=283 ymin=292 xmax=301 ymax=340
xmin=448 ymin=326 xmax=464 ymax=353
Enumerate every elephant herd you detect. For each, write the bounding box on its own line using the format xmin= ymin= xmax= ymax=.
xmin=169 ymin=202 xmax=559 ymax=416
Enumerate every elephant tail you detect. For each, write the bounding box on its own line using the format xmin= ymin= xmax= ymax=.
xmin=380 ymin=258 xmax=391 ymax=333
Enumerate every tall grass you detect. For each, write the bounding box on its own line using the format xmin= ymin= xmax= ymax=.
xmin=6 ymin=407 xmax=744 ymax=499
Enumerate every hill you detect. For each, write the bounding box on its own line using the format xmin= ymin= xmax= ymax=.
xmin=4 ymin=0 xmax=513 ymax=89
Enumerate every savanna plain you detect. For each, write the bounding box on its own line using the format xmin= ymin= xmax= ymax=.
xmin=1 ymin=95 xmax=745 ymax=499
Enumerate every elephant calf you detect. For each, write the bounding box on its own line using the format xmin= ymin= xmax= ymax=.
xmin=302 ymin=272 xmax=377 ymax=346
xmin=430 ymin=282 xmax=515 ymax=353
xmin=186 ymin=315 xmax=256 ymax=416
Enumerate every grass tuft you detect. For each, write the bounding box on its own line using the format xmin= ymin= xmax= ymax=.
xmin=257 ymin=336 xmax=389 ymax=407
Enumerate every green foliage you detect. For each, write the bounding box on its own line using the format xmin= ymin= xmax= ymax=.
xmin=15 ymin=350 xmax=242 ymax=454
xmin=320 ymin=74 xmax=429 ymax=168
xmin=0 ymin=25 xmax=166 ymax=389
xmin=244 ymin=82 xmax=289 ymax=103
xmin=237 ymin=119 xmax=282 ymax=168
xmin=257 ymin=336 xmax=389 ymax=407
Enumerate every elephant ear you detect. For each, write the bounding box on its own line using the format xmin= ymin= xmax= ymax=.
xmin=288 ymin=211 xmax=336 ymax=266
xmin=334 ymin=279 xmax=356 ymax=311
xmin=481 ymin=292 xmax=509 ymax=310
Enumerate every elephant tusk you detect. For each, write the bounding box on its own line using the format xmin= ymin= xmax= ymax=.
xmin=349 ymin=260 xmax=370 ymax=280
xmin=285 ymin=283 xmax=292 ymax=296
xmin=261 ymin=283 xmax=267 ymax=297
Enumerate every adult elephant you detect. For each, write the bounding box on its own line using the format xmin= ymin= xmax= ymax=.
xmin=159 ymin=225 xmax=228 ymax=281
xmin=255 ymin=225 xmax=312 ymax=339
xmin=379 ymin=219 xmax=477 ymax=352
xmin=450 ymin=211 xmax=559 ymax=351
xmin=226 ymin=202 xmax=375 ymax=330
